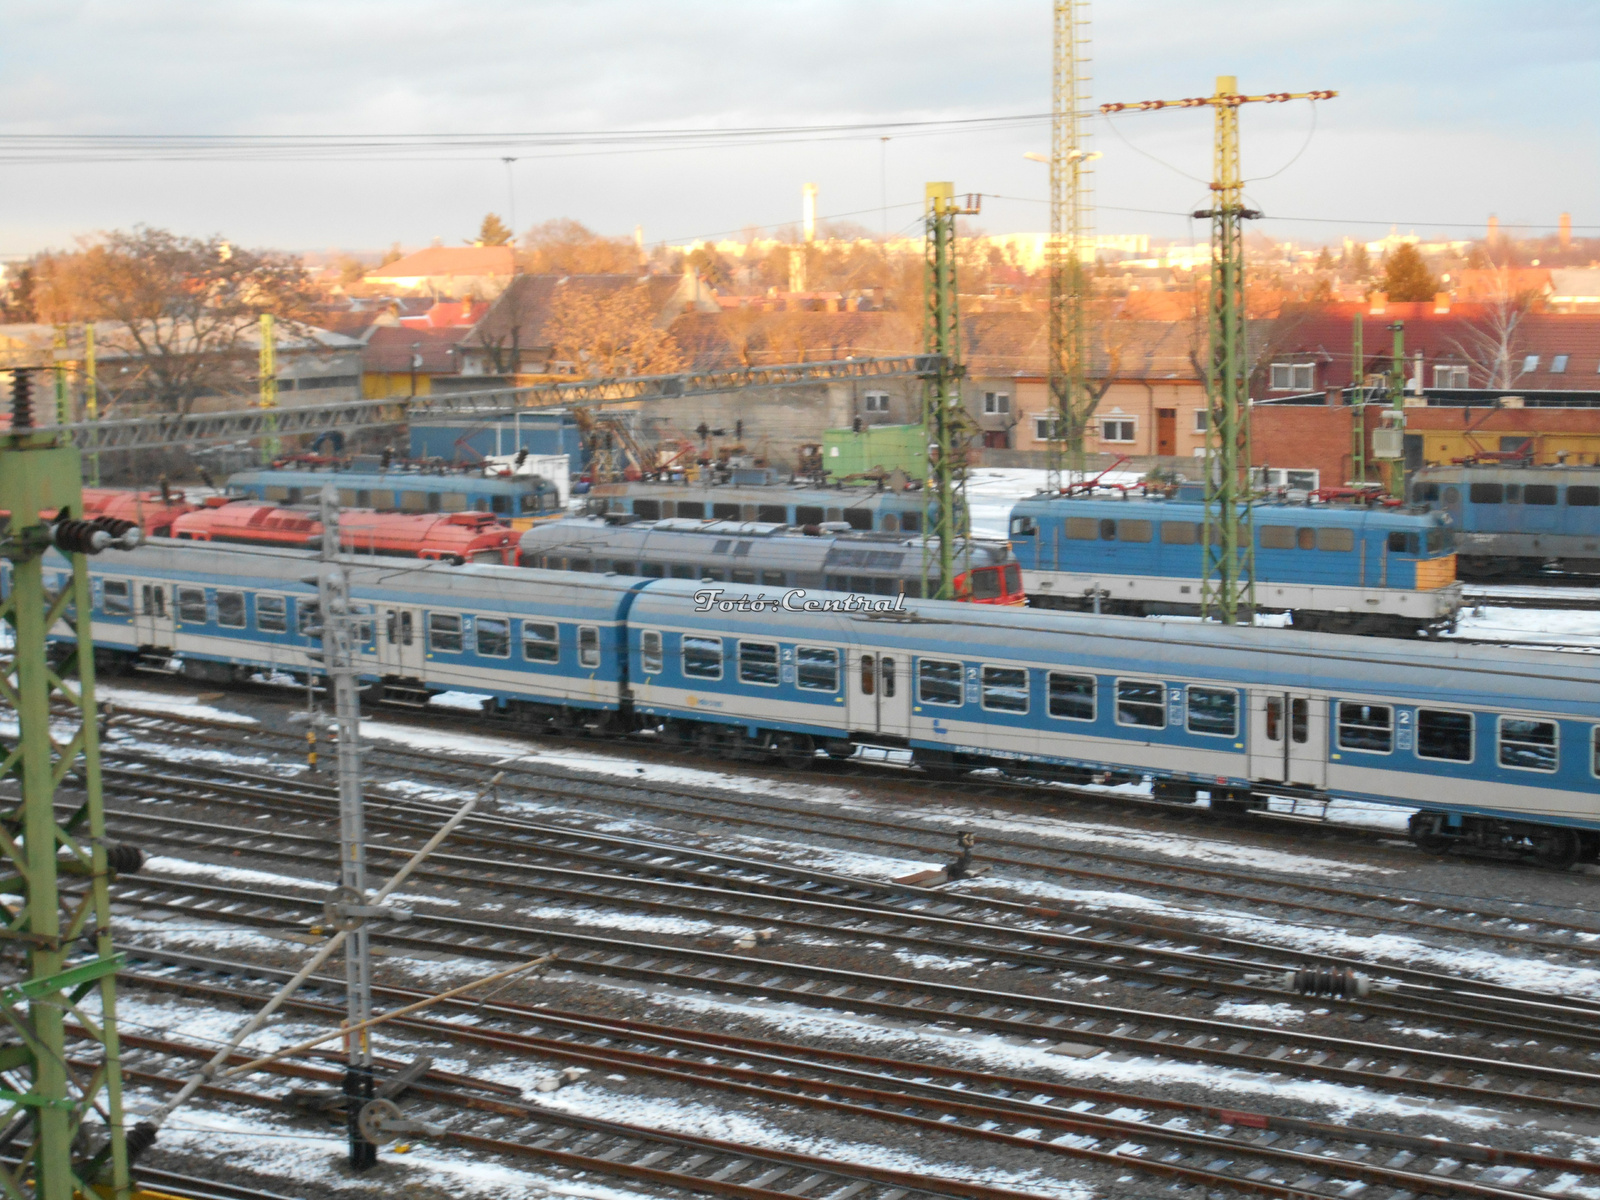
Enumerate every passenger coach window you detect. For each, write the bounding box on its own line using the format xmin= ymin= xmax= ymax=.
xmin=1593 ymin=727 xmax=1599 ymax=777
xmin=739 ymin=641 xmax=779 ymax=685
xmin=1116 ymin=680 xmax=1165 ymax=728
xmin=641 ymin=563 xmax=665 ymax=578
xmin=1569 ymin=486 xmax=1600 ymax=507
xmin=1417 ymin=709 xmax=1472 ymax=762
xmin=257 ymin=596 xmax=287 ymax=633
xmin=1187 ymin=687 xmax=1237 ymax=737
xmin=860 ymin=654 xmax=875 ymax=695
xmin=1387 ymin=532 xmax=1419 ymax=554
xmin=682 ymin=636 xmax=723 ymax=679
xmin=1524 ymin=485 xmax=1557 ymax=505
xmin=1317 ymin=528 xmax=1354 ymax=552
xmin=1338 ymin=703 xmax=1392 ymax=753
xmin=795 ymin=506 xmax=824 ymax=525
xmin=428 ymin=613 xmax=463 ymax=653
xmin=1066 ymin=517 xmax=1098 ymax=540
xmin=1469 ymin=483 xmax=1503 ymax=504
xmin=523 ymin=622 xmax=559 ymax=663
xmin=758 ymin=505 xmax=787 ymax=523
xmin=797 ymin=647 xmax=839 ymax=691
xmin=1118 ymin=520 xmax=1152 ymax=543
xmin=1009 ymin=515 xmax=1038 ymax=536
xmin=761 ymin=570 xmax=786 ymax=586
xmin=176 ymin=587 xmax=207 ymax=624
xmin=102 ymin=580 xmax=131 ymax=616
xmin=1160 ymin=522 xmax=1198 ymax=545
xmin=298 ymin=601 xmax=321 ymax=637
xmin=1047 ymin=673 xmax=1095 ymax=720
xmin=633 ymin=500 xmax=661 ymax=520
xmin=981 ymin=666 xmax=1029 ymax=713
xmin=215 ymin=591 xmax=246 ymax=628
xmin=477 ymin=617 xmax=511 ymax=658
xmin=1259 ymin=526 xmax=1295 ymax=550
xmin=578 ymin=626 xmax=600 ymax=668
xmin=919 ymin=660 xmax=963 ymax=706
xmin=641 ymin=631 xmax=663 ymax=673
xmin=1499 ymin=717 xmax=1557 ymax=772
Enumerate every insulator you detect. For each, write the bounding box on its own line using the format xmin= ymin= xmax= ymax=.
xmin=50 ymin=519 xmax=112 ymax=555
xmin=105 ymin=844 xmax=144 ymax=876
xmin=10 ymin=369 xmax=32 ymax=430
xmin=1290 ymin=967 xmax=1370 ymax=999
xmin=90 ymin=515 xmax=142 ymax=550
xmin=125 ymin=1120 xmax=158 ymax=1160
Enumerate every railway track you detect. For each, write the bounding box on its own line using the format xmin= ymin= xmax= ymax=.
xmin=94 ymin=754 xmax=1600 ymax=1050
xmin=111 ymin=944 xmax=1600 ymax=1200
xmin=100 ymin=702 xmax=1600 ymax=963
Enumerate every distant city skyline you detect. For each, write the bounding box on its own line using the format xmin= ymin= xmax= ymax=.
xmin=0 ymin=0 xmax=1592 ymax=257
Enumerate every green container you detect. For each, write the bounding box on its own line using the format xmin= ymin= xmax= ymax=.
xmin=821 ymin=423 xmax=927 ymax=483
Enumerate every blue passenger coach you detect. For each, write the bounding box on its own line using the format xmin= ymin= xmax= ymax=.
xmin=1008 ymin=492 xmax=1461 ymax=636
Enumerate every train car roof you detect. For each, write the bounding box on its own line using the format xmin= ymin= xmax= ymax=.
xmin=517 ymin=518 xmax=1009 ymax=565
xmin=600 ymin=483 xmax=930 ymax=509
xmin=1011 ymin=493 xmax=1446 ymax=527
xmin=1414 ymin=464 xmax=1600 ymax=480
xmin=227 ymin=468 xmax=544 ymax=493
xmin=628 ymin=580 xmax=1600 ymax=715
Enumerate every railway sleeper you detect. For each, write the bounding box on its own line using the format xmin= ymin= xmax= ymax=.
xmin=1409 ymin=810 xmax=1598 ymax=869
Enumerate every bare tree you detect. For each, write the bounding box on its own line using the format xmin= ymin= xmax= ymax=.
xmin=33 ymin=227 xmax=314 ymax=415
xmin=545 ymin=282 xmax=684 ymax=377
xmin=1446 ymin=269 xmax=1540 ymax=389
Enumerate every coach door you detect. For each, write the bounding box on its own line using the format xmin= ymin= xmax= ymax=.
xmin=1249 ymin=691 xmax=1328 ymax=789
xmin=378 ymin=606 xmax=425 ymax=677
xmin=134 ymin=581 xmax=174 ymax=649
xmin=849 ymin=648 xmax=912 ymax=740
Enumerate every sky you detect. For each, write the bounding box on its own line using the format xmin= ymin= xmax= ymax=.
xmin=0 ymin=0 xmax=1594 ymax=258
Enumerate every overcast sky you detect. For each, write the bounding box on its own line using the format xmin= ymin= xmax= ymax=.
xmin=0 ymin=0 xmax=1593 ymax=257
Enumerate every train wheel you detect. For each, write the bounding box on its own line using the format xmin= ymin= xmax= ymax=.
xmin=773 ymin=733 xmax=815 ymax=771
xmin=1407 ymin=811 xmax=1451 ymax=854
xmin=693 ymin=724 xmax=726 ymax=757
xmin=1530 ymin=827 xmax=1582 ymax=870
xmin=823 ymin=742 xmax=856 ymax=760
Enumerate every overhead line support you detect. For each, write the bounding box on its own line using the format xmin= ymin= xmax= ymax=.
xmin=923 ymin=183 xmax=979 ymax=599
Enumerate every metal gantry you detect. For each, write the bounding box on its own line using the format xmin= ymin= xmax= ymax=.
xmin=38 ymin=355 xmax=943 ymax=455
xmin=0 ymin=372 xmax=134 ymax=1200
xmin=259 ymin=313 xmax=280 ymax=464
xmin=1046 ymin=0 xmax=1095 ymax=491
xmin=1101 ymin=76 xmax=1335 ymax=624
xmin=312 ymin=488 xmax=377 ymax=1169
xmin=922 ymin=183 xmax=978 ymax=598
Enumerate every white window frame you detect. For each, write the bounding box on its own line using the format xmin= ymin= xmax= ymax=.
xmin=1114 ymin=678 xmax=1166 ymax=730
xmin=427 ymin=612 xmax=463 ymax=654
xmin=578 ymin=625 xmax=601 ymax=669
xmin=979 ymin=664 xmax=1029 ymax=714
xmin=1521 ymin=354 xmax=1540 ymax=374
xmin=176 ymin=586 xmax=207 ymax=626
xmin=1551 ymin=354 xmax=1570 ymax=374
xmin=1186 ymin=686 xmax=1238 ymax=738
xmin=1034 ymin=416 xmax=1066 ymax=442
xmin=1100 ymin=418 xmax=1137 ymax=444
xmin=101 ymin=579 xmax=132 ymax=617
xmin=256 ymin=594 xmax=287 ymax=634
xmin=1433 ymin=364 xmax=1470 ymax=388
xmin=1046 ymin=672 xmax=1097 ymax=722
xmin=917 ymin=658 xmax=964 ymax=707
xmin=641 ymin=630 xmax=663 ymax=674
xmin=1416 ymin=708 xmax=1474 ymax=764
xmin=682 ymin=635 xmax=724 ymax=680
xmin=476 ymin=616 xmax=512 ymax=659
xmin=215 ymin=590 xmax=247 ymax=629
xmin=1337 ymin=701 xmax=1393 ymax=755
xmin=1193 ymin=409 xmax=1208 ymax=432
xmin=983 ymin=391 xmax=1011 ymax=415
xmin=1498 ymin=715 xmax=1559 ymax=774
xmin=523 ymin=621 xmax=560 ymax=663
xmin=862 ymin=390 xmax=890 ymax=413
xmin=796 ymin=645 xmax=840 ymax=692
xmin=1269 ymin=362 xmax=1316 ymax=392
xmin=737 ymin=640 xmax=780 ymax=687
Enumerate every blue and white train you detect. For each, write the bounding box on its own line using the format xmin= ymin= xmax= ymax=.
xmin=27 ymin=539 xmax=1600 ymax=868
xmin=1008 ymin=492 xmax=1462 ymax=637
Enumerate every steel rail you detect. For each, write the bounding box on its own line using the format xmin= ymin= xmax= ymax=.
xmin=94 ymin=770 xmax=1600 ymax=1047
xmin=111 ymin=962 xmax=1588 ymax=1200
xmin=102 ymin=1036 xmax=1054 ymax=1200
xmin=104 ymin=700 xmax=1600 ymax=953
xmin=96 ymin=869 xmax=1600 ymax=1113
xmin=125 ymin=944 xmax=1598 ymax=1187
xmin=97 ymin=749 xmax=1600 ymax=1030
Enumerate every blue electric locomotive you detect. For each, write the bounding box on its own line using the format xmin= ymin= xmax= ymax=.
xmin=227 ymin=462 xmax=563 ymax=528
xmin=1410 ymin=464 xmax=1600 ymax=579
xmin=1008 ymin=492 xmax=1461 ymax=636
xmin=30 ymin=539 xmax=1600 ymax=867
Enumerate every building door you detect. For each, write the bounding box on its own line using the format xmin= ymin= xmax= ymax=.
xmin=135 ymin=582 xmax=174 ymax=649
xmin=1248 ymin=691 xmax=1328 ymax=789
xmin=378 ymin=607 xmax=425 ymax=678
xmin=983 ymin=430 xmax=1010 ymax=449
xmin=848 ymin=649 xmax=912 ymax=740
xmin=1156 ymin=409 xmax=1177 ymax=456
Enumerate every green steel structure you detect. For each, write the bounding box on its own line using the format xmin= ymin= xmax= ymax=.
xmin=1350 ymin=312 xmax=1366 ymax=486
xmin=259 ymin=312 xmax=280 ymax=464
xmin=921 ymin=182 xmax=978 ymax=599
xmin=1046 ymin=0 xmax=1095 ymax=491
xmin=1100 ymin=77 xmax=1335 ymax=625
xmin=0 ymin=372 xmax=134 ymax=1199
xmin=1385 ymin=320 xmax=1408 ymax=496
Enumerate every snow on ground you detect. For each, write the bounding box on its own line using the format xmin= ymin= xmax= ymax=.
xmin=1446 ymin=604 xmax=1600 ymax=650
xmin=141 ymin=854 xmax=458 ymax=912
xmin=494 ymin=1066 xmax=1094 ymax=1200
xmin=97 ymin=683 xmax=259 ymax=724
xmin=952 ymin=874 xmax=1600 ymax=999
xmin=1213 ymin=1001 xmax=1306 ymax=1023
xmin=965 ymin=468 xmax=1148 ymax=540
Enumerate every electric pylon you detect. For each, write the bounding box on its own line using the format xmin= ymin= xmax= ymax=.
xmin=922 ymin=183 xmax=979 ymax=598
xmin=0 ymin=369 xmax=139 ymax=1200
xmin=1046 ymin=0 xmax=1094 ymax=491
xmin=1100 ymin=77 xmax=1335 ymax=624
xmin=259 ymin=313 xmax=279 ymax=464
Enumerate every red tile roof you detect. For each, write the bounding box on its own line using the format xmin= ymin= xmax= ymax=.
xmin=363 ymin=325 xmax=471 ymax=374
xmin=366 ymin=246 xmax=516 ymax=281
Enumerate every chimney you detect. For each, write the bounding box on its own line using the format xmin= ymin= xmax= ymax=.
xmin=1433 ymin=291 xmax=1451 ymax=314
xmin=1368 ymin=292 xmax=1387 ymax=316
xmin=1559 ymin=212 xmax=1572 ymax=249
xmin=1487 ymin=214 xmax=1500 ymax=246
xmin=1324 ymin=386 xmax=1340 ymax=406
xmin=634 ymin=224 xmax=645 ymax=266
xmin=803 ymin=183 xmax=818 ymax=244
